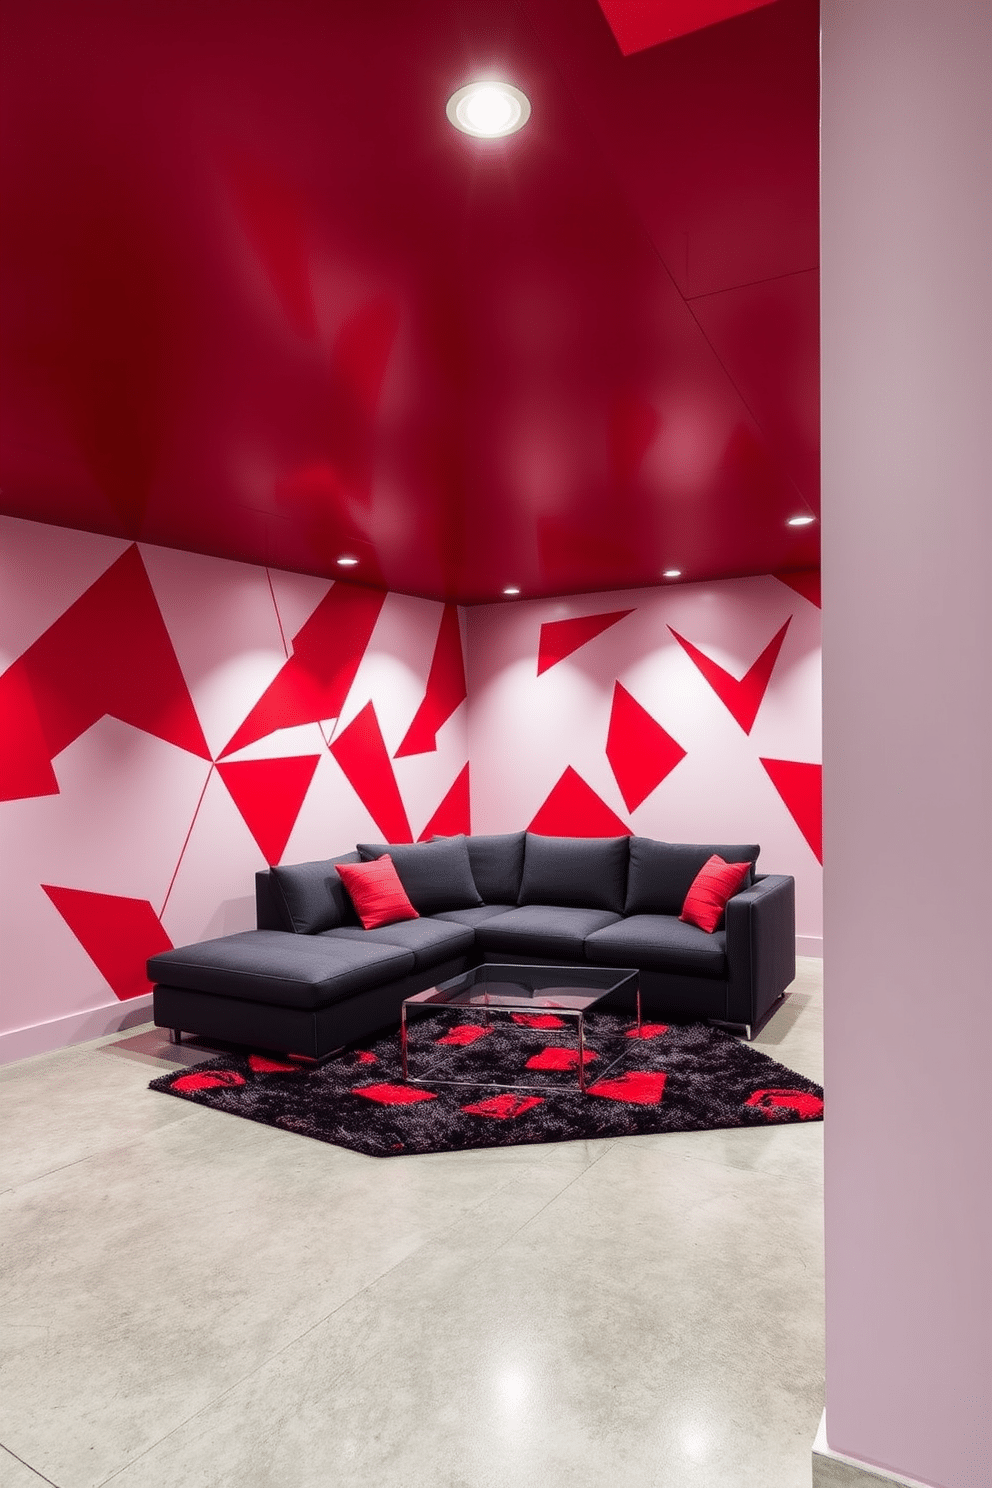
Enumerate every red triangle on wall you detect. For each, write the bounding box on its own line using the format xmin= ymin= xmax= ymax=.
xmin=773 ymin=569 xmax=821 ymax=607
xmin=760 ymin=757 xmax=822 ymax=863
xmin=418 ymin=763 xmax=471 ymax=840
xmin=529 ymin=767 xmax=631 ymax=837
xmin=217 ymin=755 xmax=321 ymax=865
xmin=537 ymin=610 xmax=634 ymax=676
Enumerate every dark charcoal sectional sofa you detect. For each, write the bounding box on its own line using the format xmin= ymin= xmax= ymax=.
xmin=149 ymin=832 xmax=796 ymax=1060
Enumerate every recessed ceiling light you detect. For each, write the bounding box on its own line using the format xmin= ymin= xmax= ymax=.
xmin=446 ymin=81 xmax=531 ymax=138
xmin=787 ymin=515 xmax=816 ymax=527
xmin=502 ymin=585 xmax=520 ymax=596
xmin=336 ymin=555 xmax=359 ymax=566
xmin=662 ymin=569 xmax=682 ymax=579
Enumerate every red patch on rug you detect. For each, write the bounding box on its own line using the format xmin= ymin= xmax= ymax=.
xmin=588 ymin=1070 xmax=667 ymax=1105
xmin=437 ymin=1024 xmax=490 ymax=1046
xmin=511 ymin=1013 xmax=566 ymax=1029
xmin=625 ymin=1023 xmax=669 ymax=1040
xmin=248 ymin=1055 xmax=299 ymax=1073
xmin=353 ymin=1082 xmax=436 ymax=1105
xmin=526 ymin=1046 xmax=598 ymax=1071
xmin=171 ymin=1070 xmax=246 ymax=1093
xmin=461 ymin=1094 xmax=544 ymax=1120
xmin=745 ymin=1088 xmax=823 ymax=1120
xmin=355 ymin=1050 xmax=378 ymax=1064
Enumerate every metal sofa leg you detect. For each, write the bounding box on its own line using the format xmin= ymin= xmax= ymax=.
xmin=169 ymin=1029 xmax=183 ymax=1045
xmin=708 ymin=1019 xmax=752 ymax=1040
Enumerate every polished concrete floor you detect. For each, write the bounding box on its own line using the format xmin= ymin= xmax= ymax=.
xmin=1 ymin=959 xmax=824 ymax=1488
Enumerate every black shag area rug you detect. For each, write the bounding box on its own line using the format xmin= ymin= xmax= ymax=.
xmin=149 ymin=1011 xmax=823 ymax=1158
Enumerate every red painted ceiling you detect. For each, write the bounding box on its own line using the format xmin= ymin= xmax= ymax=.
xmin=0 ymin=0 xmax=819 ymax=603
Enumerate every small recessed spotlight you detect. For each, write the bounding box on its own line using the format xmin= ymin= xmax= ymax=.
xmin=447 ymin=81 xmax=531 ymax=138
xmin=662 ymin=569 xmax=682 ymax=579
xmin=502 ymin=586 xmax=520 ymax=596
xmin=787 ymin=515 xmax=816 ymax=527
xmin=336 ymin=555 xmax=359 ymax=566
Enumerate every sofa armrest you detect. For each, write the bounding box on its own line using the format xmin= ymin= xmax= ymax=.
xmin=724 ymin=874 xmax=796 ymax=1030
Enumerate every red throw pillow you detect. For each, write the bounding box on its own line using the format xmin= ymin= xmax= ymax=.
xmin=336 ymin=856 xmax=420 ymax=931
xmin=679 ymin=855 xmax=751 ymax=933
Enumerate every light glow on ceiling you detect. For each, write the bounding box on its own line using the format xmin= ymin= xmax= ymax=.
xmin=502 ymin=585 xmax=521 ymax=595
xmin=446 ymin=81 xmax=531 ymax=138
xmin=336 ymin=555 xmax=359 ymax=566
xmin=662 ymin=568 xmax=682 ymax=578
xmin=787 ymin=515 xmax=816 ymax=527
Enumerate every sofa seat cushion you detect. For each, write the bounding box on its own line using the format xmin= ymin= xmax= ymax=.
xmin=585 ymin=916 xmax=727 ymax=978
xmin=474 ymin=905 xmax=621 ymax=961
xmin=321 ymin=916 xmax=475 ymax=970
xmin=148 ymin=931 xmax=415 ymax=1011
xmin=431 ymin=904 xmax=516 ymax=927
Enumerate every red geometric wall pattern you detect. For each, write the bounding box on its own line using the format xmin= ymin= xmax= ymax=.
xmin=0 ymin=544 xmax=210 ymax=802
xmin=759 ymin=758 xmax=823 ymax=863
xmin=537 ymin=610 xmax=634 ymax=676
xmin=395 ymin=605 xmax=467 ymax=757
xmin=606 ymin=683 xmax=687 ymax=812
xmin=668 ymin=617 xmax=791 ymax=734
xmin=1 ymin=518 xmax=467 ymax=1057
xmin=529 ymin=768 xmax=632 ymax=838
xmin=466 ymin=575 xmax=821 ymax=946
xmin=41 ymin=886 xmax=173 ymax=1001
xmin=329 ymin=701 xmax=413 ymax=844
xmin=418 ymin=764 xmax=471 ymax=841
xmin=221 ymin=583 xmax=385 ymax=757
xmin=216 ymin=756 xmax=321 ymax=865
xmin=1 ymin=518 xmax=818 ymax=1060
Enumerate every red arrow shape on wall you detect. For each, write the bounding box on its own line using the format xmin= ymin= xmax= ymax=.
xmin=668 ymin=618 xmax=791 ymax=735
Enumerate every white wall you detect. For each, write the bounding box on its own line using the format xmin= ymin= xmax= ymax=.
xmin=821 ymin=4 xmax=992 ymax=1484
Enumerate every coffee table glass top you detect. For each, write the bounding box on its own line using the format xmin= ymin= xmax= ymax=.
xmin=406 ymin=962 xmax=638 ymax=1012
xmin=400 ymin=965 xmax=640 ymax=1093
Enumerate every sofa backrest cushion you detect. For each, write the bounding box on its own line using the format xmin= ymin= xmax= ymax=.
xmin=518 ymin=833 xmax=630 ymax=914
xmin=270 ymin=852 xmax=361 ymax=934
xmin=625 ymin=838 xmax=759 ymax=916
xmin=459 ymin=832 xmax=526 ymax=905
xmin=356 ymin=836 xmax=483 ymax=914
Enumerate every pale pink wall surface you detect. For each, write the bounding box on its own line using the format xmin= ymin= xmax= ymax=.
xmin=821 ymin=4 xmax=992 ymax=1485
xmin=466 ymin=574 xmax=822 ymax=942
xmin=0 ymin=517 xmax=468 ymax=1060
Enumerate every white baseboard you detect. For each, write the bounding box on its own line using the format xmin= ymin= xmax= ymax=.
xmin=797 ymin=935 xmax=823 ymax=957
xmin=0 ymin=995 xmax=155 ymax=1066
xmin=813 ymin=1412 xmax=937 ymax=1488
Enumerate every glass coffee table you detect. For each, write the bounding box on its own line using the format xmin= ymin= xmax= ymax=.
xmin=400 ymin=963 xmax=640 ymax=1095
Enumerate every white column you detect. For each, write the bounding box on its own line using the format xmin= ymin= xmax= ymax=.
xmin=821 ymin=3 xmax=992 ymax=1486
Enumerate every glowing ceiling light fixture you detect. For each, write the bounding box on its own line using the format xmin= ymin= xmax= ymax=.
xmin=446 ymin=81 xmax=531 ymax=138
xmin=336 ymin=555 xmax=359 ymax=566
xmin=662 ymin=568 xmax=682 ymax=579
xmin=502 ymin=585 xmax=521 ymax=596
xmin=787 ymin=514 xmax=816 ymax=527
